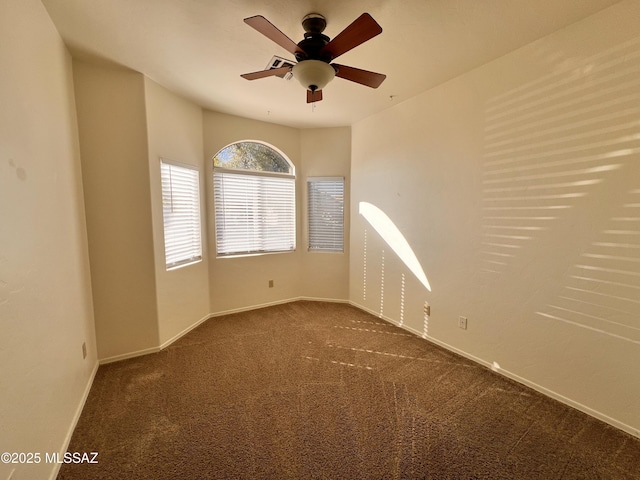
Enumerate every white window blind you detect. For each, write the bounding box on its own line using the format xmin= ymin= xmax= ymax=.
xmin=161 ymin=161 xmax=202 ymax=269
xmin=308 ymin=177 xmax=344 ymax=252
xmin=214 ymin=169 xmax=296 ymax=256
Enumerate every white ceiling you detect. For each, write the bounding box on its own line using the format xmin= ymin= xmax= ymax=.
xmin=42 ymin=0 xmax=622 ymax=129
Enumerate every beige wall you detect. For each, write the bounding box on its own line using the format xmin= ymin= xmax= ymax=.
xmin=144 ymin=78 xmax=210 ymax=345
xmin=73 ymin=62 xmax=160 ymax=360
xmin=0 ymin=1 xmax=97 ymax=479
xmin=350 ymin=0 xmax=640 ymax=436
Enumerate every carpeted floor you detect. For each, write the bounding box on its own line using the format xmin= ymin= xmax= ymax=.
xmin=58 ymin=301 xmax=640 ymax=479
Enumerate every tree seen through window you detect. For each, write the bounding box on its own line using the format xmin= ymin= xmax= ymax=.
xmin=213 ymin=141 xmax=292 ymax=173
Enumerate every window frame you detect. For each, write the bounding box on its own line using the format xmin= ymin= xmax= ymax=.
xmin=160 ymin=159 xmax=203 ymax=270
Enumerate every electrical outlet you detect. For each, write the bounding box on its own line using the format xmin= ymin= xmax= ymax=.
xmin=423 ymin=302 xmax=430 ymax=316
xmin=82 ymin=342 xmax=87 ymax=359
xmin=458 ymin=316 xmax=468 ymax=330
xmin=268 ymin=280 xmax=274 ymax=288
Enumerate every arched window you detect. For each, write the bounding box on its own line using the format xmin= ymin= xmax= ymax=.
xmin=213 ymin=141 xmax=296 ymax=256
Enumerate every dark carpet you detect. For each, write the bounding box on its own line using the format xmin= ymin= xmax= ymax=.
xmin=58 ymin=301 xmax=640 ymax=479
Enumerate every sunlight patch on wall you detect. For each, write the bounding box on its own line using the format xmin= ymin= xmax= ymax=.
xmin=481 ymin=36 xmax=640 ymax=274
xmin=359 ymin=202 xmax=431 ymax=292
xmin=536 ymin=189 xmax=640 ymax=345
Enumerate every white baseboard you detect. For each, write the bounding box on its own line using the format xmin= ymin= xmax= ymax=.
xmin=208 ymin=297 xmax=302 ymax=318
xmin=99 ymin=346 xmax=161 ymax=365
xmin=492 ymin=364 xmax=639 ymax=439
xmin=349 ymin=300 xmax=640 ymax=439
xmin=49 ymin=360 xmax=99 ymax=480
xmin=159 ymin=313 xmax=212 ymax=350
xmin=207 ymin=296 xmax=349 ymax=318
xmin=297 ymin=296 xmax=351 ymax=304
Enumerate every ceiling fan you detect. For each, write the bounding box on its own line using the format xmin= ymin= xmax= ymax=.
xmin=241 ymin=13 xmax=386 ymax=103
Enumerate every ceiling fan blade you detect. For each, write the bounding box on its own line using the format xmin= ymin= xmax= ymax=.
xmin=307 ymin=89 xmax=323 ymax=103
xmin=321 ymin=13 xmax=382 ymax=60
xmin=333 ymin=64 xmax=386 ymax=88
xmin=241 ymin=66 xmax=292 ymax=80
xmin=244 ymin=16 xmax=303 ymax=56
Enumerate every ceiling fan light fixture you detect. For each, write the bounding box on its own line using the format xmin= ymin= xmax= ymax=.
xmin=292 ymin=60 xmax=335 ymax=91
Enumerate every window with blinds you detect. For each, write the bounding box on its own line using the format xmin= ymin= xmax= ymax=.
xmin=160 ymin=160 xmax=202 ymax=270
xmin=213 ymin=141 xmax=296 ymax=257
xmin=307 ymin=177 xmax=345 ymax=252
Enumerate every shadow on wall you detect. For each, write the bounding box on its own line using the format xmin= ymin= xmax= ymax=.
xmin=536 ymin=188 xmax=640 ymax=346
xmin=480 ymin=35 xmax=640 ymax=274
xmin=481 ymin=35 xmax=640 ymax=345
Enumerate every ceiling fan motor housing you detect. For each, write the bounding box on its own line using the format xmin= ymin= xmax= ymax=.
xmin=297 ymin=13 xmax=332 ymax=62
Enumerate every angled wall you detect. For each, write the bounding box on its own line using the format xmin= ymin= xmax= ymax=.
xmin=299 ymin=127 xmax=351 ymax=300
xmin=144 ymin=78 xmax=211 ymax=346
xmin=73 ymin=61 xmax=160 ymax=361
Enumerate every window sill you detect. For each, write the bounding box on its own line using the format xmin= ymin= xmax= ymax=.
xmin=166 ymin=258 xmax=202 ymax=271
xmin=216 ymin=249 xmax=296 ymax=259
